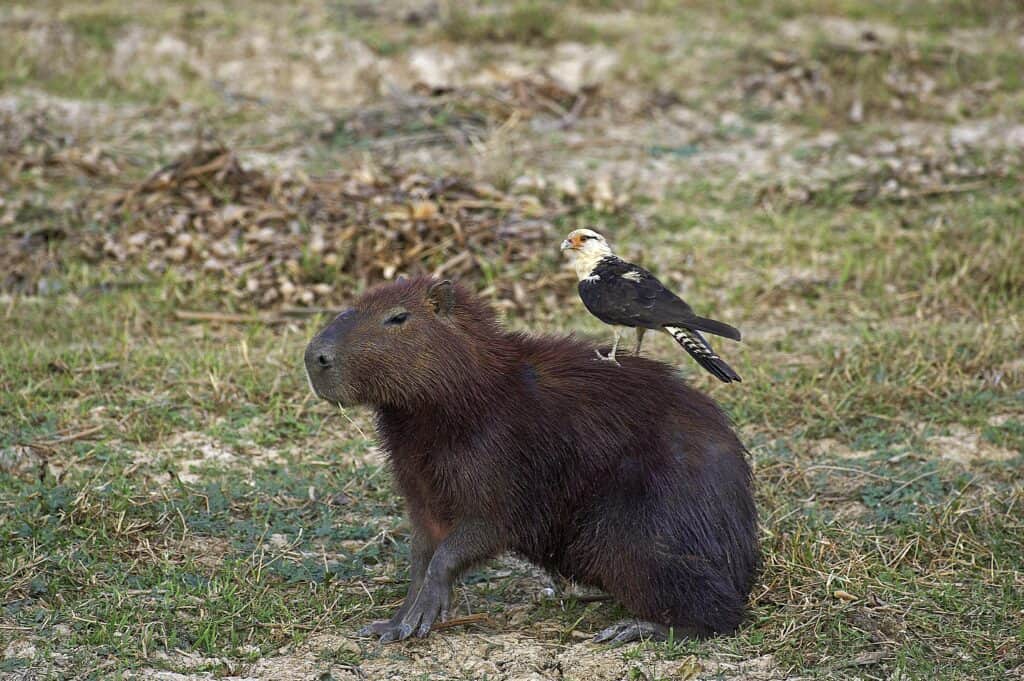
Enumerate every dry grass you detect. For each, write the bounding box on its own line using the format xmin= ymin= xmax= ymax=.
xmin=2 ymin=1 xmax=1023 ymax=679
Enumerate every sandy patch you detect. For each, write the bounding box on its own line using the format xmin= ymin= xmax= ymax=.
xmin=926 ymin=425 xmax=1018 ymax=465
xmin=128 ymin=631 xmax=794 ymax=681
xmin=808 ymin=438 xmax=874 ymax=461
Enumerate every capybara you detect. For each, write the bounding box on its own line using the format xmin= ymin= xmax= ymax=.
xmin=304 ymin=277 xmax=758 ymax=643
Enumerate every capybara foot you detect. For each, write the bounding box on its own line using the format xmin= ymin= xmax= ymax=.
xmin=361 ymin=582 xmax=450 ymax=643
xmin=593 ymin=619 xmax=669 ymax=644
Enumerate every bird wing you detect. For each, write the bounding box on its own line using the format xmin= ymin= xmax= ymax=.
xmin=579 ymin=258 xmax=740 ymax=340
xmin=577 ymin=258 xmax=669 ymax=327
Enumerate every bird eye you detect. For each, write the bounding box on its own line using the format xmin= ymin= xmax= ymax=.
xmin=384 ymin=311 xmax=410 ymax=326
xmin=582 ymin=235 xmax=596 ymax=240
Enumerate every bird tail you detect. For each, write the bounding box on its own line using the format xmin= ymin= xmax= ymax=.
xmin=665 ymin=326 xmax=742 ymax=383
xmin=685 ymin=316 xmax=742 ymax=342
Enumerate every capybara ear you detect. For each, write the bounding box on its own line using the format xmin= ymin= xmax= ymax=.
xmin=427 ymin=280 xmax=455 ymax=316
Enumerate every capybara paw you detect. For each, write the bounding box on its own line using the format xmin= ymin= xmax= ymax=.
xmin=357 ymin=619 xmax=399 ymax=638
xmin=366 ymin=584 xmax=448 ymax=644
xmin=377 ymin=621 xmax=415 ymax=643
xmin=593 ymin=620 xmax=668 ymax=644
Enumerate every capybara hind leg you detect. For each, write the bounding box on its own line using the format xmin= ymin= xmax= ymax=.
xmin=593 ymin=619 xmax=669 ymax=643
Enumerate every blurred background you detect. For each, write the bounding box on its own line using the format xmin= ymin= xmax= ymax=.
xmin=1 ymin=1 xmax=1022 ymax=679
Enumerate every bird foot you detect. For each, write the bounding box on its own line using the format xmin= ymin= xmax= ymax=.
xmin=593 ymin=619 xmax=669 ymax=644
xmin=594 ymin=349 xmax=620 ymax=366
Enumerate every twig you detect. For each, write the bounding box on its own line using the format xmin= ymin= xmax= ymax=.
xmin=830 ymin=650 xmax=890 ymax=670
xmin=338 ymin=404 xmax=370 ymax=441
xmin=279 ymin=307 xmax=339 ymax=318
xmin=72 ymin=362 xmax=119 ymax=374
xmin=802 ymin=464 xmax=895 ymax=482
xmin=26 ymin=424 xmax=104 ymax=448
xmin=902 ymin=181 xmax=989 ymax=199
xmin=174 ymin=310 xmax=288 ymax=325
xmin=433 ymin=613 xmax=491 ymax=631
xmin=879 ymin=469 xmax=939 ymax=503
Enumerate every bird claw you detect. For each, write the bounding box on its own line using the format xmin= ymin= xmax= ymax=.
xmin=594 ymin=349 xmax=620 ymax=366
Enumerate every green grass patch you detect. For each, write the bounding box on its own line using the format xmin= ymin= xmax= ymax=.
xmin=1 ymin=452 xmax=390 ymax=667
xmin=63 ymin=9 xmax=131 ymax=51
xmin=441 ymin=1 xmax=606 ymax=45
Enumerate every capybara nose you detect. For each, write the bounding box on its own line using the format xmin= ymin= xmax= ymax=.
xmin=304 ymin=339 xmax=333 ymax=373
xmin=305 ymin=308 xmax=357 ymax=384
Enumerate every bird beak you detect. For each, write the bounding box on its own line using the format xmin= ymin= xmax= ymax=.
xmin=560 ymin=239 xmax=573 ymax=252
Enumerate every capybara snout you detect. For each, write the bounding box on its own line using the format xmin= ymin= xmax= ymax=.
xmin=304 ymin=308 xmax=358 ymax=404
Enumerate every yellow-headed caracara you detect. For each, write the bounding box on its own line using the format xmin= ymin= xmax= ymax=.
xmin=560 ymin=228 xmax=742 ymax=382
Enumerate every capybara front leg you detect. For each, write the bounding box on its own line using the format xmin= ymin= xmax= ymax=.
xmin=358 ymin=526 xmax=435 ymax=638
xmin=371 ymin=519 xmax=499 ymax=643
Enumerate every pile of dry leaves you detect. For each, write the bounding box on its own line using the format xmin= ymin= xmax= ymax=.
xmin=3 ymin=134 xmax=609 ymax=310
xmin=102 ymin=145 xmax=569 ymax=308
xmin=737 ymin=33 xmax=1007 ymax=123
xmin=328 ymin=76 xmax=603 ymax=148
xmin=756 ymin=141 xmax=1015 ymax=210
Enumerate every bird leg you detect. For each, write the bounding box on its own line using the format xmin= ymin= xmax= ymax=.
xmin=596 ymin=327 xmax=622 ymax=365
xmin=634 ymin=328 xmax=646 ymax=356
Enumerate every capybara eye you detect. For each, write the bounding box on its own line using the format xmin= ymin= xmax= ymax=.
xmin=384 ymin=312 xmax=410 ymax=326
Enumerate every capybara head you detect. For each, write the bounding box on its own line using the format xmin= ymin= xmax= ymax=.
xmin=304 ymin=277 xmax=501 ymax=408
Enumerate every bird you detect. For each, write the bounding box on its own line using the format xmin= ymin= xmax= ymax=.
xmin=560 ymin=228 xmax=742 ymax=382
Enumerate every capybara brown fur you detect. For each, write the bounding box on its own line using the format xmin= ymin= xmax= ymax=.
xmin=304 ymin=277 xmax=758 ymax=643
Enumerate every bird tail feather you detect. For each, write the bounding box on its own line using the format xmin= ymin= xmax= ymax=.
xmin=665 ymin=326 xmax=742 ymax=383
xmin=685 ymin=316 xmax=742 ymax=342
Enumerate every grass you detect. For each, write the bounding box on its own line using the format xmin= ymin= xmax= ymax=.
xmin=0 ymin=288 xmax=387 ymax=671
xmin=677 ymin=0 xmax=1023 ymax=31
xmin=3 ymin=181 xmax=1021 ymax=677
xmin=440 ymin=1 xmax=606 ymax=46
xmin=0 ymin=11 xmax=206 ymax=105
xmin=2 ymin=0 xmax=1023 ymax=679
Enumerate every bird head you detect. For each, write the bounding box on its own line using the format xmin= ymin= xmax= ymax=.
xmin=561 ymin=228 xmax=611 ymax=256
xmin=560 ymin=229 xmax=614 ymax=280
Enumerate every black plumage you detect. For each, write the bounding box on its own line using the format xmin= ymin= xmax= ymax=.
xmin=579 ymin=256 xmax=742 ymax=382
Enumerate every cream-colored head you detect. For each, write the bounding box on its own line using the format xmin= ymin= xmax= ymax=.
xmin=560 ymin=229 xmax=614 ymax=280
